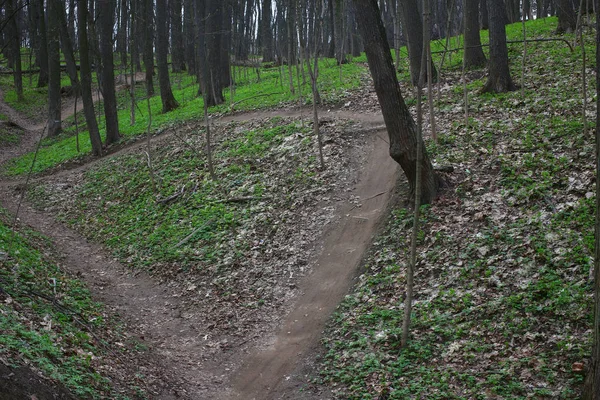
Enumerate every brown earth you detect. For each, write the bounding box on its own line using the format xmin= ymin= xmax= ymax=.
xmin=0 ymin=87 xmax=399 ymax=399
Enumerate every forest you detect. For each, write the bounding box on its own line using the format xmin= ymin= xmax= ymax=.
xmin=0 ymin=0 xmax=600 ymax=398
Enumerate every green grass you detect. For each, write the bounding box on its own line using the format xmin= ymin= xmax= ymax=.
xmin=0 ymin=210 xmax=148 ymax=399
xmin=318 ymin=16 xmax=591 ymax=399
xmin=2 ymin=57 xmax=364 ymax=177
xmin=27 ymin=118 xmax=322 ymax=275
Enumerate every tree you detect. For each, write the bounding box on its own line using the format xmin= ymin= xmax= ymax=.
xmin=142 ymin=0 xmax=155 ymax=96
xmin=333 ymin=0 xmax=347 ymax=64
xmin=47 ymin=0 xmax=61 ymax=137
xmin=261 ymin=0 xmax=274 ymax=62
xmin=397 ymin=0 xmax=437 ymax=86
xmin=98 ymin=0 xmax=120 ymax=145
xmin=50 ymin=0 xmax=79 ymax=92
xmin=481 ymin=0 xmax=516 ymax=93
xmin=582 ymin=2 xmax=600 ymax=398
xmin=78 ymin=0 xmax=103 ymax=156
xmin=33 ymin=0 xmax=49 ymax=88
xmin=351 ymin=0 xmax=439 ymax=204
xmin=556 ymin=0 xmax=576 ymax=34
xmin=156 ymin=0 xmax=179 ymax=112
xmin=463 ymin=0 xmax=487 ymax=69
xmin=5 ymin=0 xmax=23 ymax=100
xmin=171 ymin=0 xmax=185 ymax=72
xmin=199 ymin=0 xmax=229 ymax=107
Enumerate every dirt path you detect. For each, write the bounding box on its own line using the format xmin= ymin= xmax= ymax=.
xmin=0 ymin=92 xmax=397 ymax=398
xmin=224 ymin=130 xmax=398 ymax=399
xmin=0 ymin=87 xmax=103 ymax=166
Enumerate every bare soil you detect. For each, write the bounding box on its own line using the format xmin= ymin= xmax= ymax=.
xmin=0 ymin=86 xmax=398 ymax=399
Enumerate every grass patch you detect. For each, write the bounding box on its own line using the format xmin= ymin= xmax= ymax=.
xmin=0 ymin=209 xmax=151 ymax=399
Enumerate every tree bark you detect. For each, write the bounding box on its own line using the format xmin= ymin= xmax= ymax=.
xmin=201 ymin=0 xmax=227 ymax=107
xmin=47 ymin=0 xmax=61 ymax=137
xmin=6 ymin=0 xmax=23 ymax=100
xmin=481 ymin=0 xmax=516 ymax=93
xmin=184 ymin=0 xmax=196 ymax=75
xmin=98 ymin=0 xmax=120 ymax=145
xmin=582 ymin=2 xmax=600 ymax=397
xmin=77 ymin=0 xmax=103 ymax=156
xmin=556 ymin=0 xmax=577 ymax=33
xmin=143 ymin=0 xmax=155 ymax=96
xmin=32 ymin=0 xmax=49 ymax=87
xmin=50 ymin=0 xmax=79 ymax=91
xmin=480 ymin=0 xmax=489 ymax=29
xmin=464 ymin=0 xmax=487 ymax=69
xmin=117 ymin=0 xmax=128 ymax=66
xmin=398 ymin=0 xmax=437 ymax=86
xmin=351 ymin=0 xmax=439 ymax=204
xmin=261 ymin=0 xmax=274 ymax=62
xmin=157 ymin=0 xmax=179 ymax=112
xmin=171 ymin=0 xmax=185 ymax=72
xmin=333 ymin=0 xmax=347 ymax=64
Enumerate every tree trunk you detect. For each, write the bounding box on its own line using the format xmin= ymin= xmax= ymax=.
xmin=143 ymin=0 xmax=155 ymax=96
xmin=333 ymin=0 xmax=347 ymax=64
xmin=6 ymin=0 xmax=23 ymax=100
xmin=68 ymin=0 xmax=77 ymax=49
xmin=184 ymin=0 xmax=196 ymax=75
xmin=98 ymin=0 xmax=120 ymax=145
xmin=481 ymin=0 xmax=516 ymax=93
xmin=201 ymin=0 xmax=227 ymax=107
xmin=464 ymin=0 xmax=487 ymax=69
xmin=117 ymin=0 xmax=128 ymax=66
xmin=77 ymin=0 xmax=103 ymax=156
xmin=47 ymin=0 xmax=61 ymax=137
xmin=556 ymin=0 xmax=577 ymax=33
xmin=480 ymin=0 xmax=489 ymax=29
xmin=157 ymin=0 xmax=179 ymax=112
xmin=398 ymin=0 xmax=437 ymax=86
xmin=50 ymin=0 xmax=79 ymax=91
xmin=261 ymin=0 xmax=274 ymax=62
xmin=582 ymin=1 xmax=600 ymax=397
xmin=171 ymin=0 xmax=185 ymax=72
xmin=352 ymin=0 xmax=439 ymax=204
xmin=34 ymin=0 xmax=49 ymax=87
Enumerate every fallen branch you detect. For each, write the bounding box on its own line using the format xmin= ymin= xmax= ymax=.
xmin=431 ymin=37 xmax=574 ymax=54
xmin=213 ymin=196 xmax=273 ymax=204
xmin=174 ymin=218 xmax=217 ymax=248
xmin=156 ymin=186 xmax=185 ymax=205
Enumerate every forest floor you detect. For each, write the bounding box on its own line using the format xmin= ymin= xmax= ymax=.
xmin=0 ymin=77 xmax=400 ymax=399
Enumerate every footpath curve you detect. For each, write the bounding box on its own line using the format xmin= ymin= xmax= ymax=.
xmin=0 ymin=99 xmax=398 ymax=399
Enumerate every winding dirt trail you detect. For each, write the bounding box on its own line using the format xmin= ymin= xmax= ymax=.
xmin=225 ymin=131 xmax=397 ymax=400
xmin=0 ymin=94 xmax=397 ymax=399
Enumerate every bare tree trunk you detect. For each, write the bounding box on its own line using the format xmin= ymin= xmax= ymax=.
xmin=47 ymin=0 xmax=61 ymax=137
xmin=78 ymin=0 xmax=103 ymax=156
xmin=171 ymin=0 xmax=185 ymax=72
xmin=6 ymin=0 xmax=23 ymax=100
xmin=50 ymin=0 xmax=79 ymax=91
xmin=582 ymin=1 xmax=600 ymax=396
xmin=398 ymin=0 xmax=437 ymax=86
xmin=556 ymin=0 xmax=577 ymax=33
xmin=464 ymin=0 xmax=487 ymax=69
xmin=98 ymin=0 xmax=120 ymax=145
xmin=34 ymin=0 xmax=49 ymax=87
xmin=481 ymin=0 xmax=516 ymax=93
xmin=352 ymin=0 xmax=439 ymax=203
xmin=143 ymin=0 xmax=155 ymax=96
xmin=157 ymin=0 xmax=179 ymax=112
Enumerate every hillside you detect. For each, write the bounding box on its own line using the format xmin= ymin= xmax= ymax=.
xmin=0 ymin=14 xmax=596 ymax=400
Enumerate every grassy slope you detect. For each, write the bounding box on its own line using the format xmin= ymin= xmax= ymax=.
xmin=1 ymin=58 xmax=363 ymax=176
xmin=319 ymin=17 xmax=594 ymax=399
xmin=0 ymin=210 xmax=154 ymax=399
